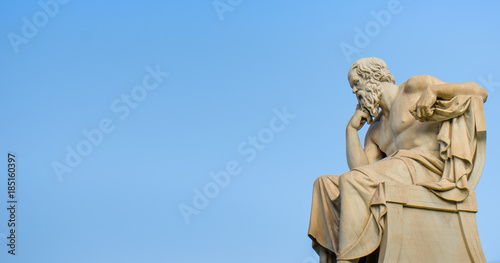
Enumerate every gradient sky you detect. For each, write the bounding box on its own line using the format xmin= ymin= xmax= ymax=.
xmin=1 ymin=1 xmax=499 ymax=262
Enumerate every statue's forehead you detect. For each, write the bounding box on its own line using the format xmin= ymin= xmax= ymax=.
xmin=348 ymin=70 xmax=360 ymax=83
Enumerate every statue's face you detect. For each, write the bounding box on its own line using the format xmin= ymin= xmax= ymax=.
xmin=348 ymin=69 xmax=381 ymax=121
xmin=348 ymin=70 xmax=369 ymax=102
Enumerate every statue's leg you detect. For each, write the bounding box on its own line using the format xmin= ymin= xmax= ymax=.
xmin=336 ymin=158 xmax=413 ymax=261
xmin=318 ymin=246 xmax=334 ymax=263
xmin=309 ymin=174 xmax=375 ymax=263
xmin=336 ymin=170 xmax=380 ymax=260
xmin=308 ymin=175 xmax=341 ymax=258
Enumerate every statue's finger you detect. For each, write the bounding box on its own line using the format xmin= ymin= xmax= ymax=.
xmin=416 ymin=107 xmax=423 ymax=118
xmin=427 ymin=107 xmax=434 ymax=117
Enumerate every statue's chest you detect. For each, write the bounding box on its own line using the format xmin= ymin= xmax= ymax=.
xmin=388 ymin=96 xmax=417 ymax=134
xmin=376 ymin=99 xmax=418 ymax=153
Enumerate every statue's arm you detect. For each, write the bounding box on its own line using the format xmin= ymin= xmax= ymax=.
xmin=409 ymin=76 xmax=488 ymax=120
xmin=346 ymin=110 xmax=384 ymax=169
xmin=431 ymin=82 xmax=488 ymax=101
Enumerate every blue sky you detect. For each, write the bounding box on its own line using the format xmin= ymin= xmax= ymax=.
xmin=1 ymin=1 xmax=499 ymax=262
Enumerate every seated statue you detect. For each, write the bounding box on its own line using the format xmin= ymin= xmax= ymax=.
xmin=308 ymin=57 xmax=488 ymax=263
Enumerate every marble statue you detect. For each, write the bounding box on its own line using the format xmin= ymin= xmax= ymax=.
xmin=308 ymin=57 xmax=488 ymax=263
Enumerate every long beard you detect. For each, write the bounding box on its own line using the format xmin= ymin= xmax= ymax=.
xmin=359 ymin=82 xmax=381 ymax=124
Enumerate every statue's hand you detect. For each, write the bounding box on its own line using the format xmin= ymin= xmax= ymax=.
xmin=412 ymin=87 xmax=437 ymax=121
xmin=348 ymin=107 xmax=370 ymax=131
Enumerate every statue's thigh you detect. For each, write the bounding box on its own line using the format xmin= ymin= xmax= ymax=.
xmin=343 ymin=158 xmax=413 ymax=186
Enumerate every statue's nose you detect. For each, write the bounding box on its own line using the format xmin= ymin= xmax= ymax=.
xmin=352 ymin=87 xmax=358 ymax=93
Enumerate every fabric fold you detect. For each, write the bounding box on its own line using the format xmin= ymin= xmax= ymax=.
xmin=412 ymin=95 xmax=486 ymax=201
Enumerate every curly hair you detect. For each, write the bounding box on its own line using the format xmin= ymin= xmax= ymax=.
xmin=348 ymin=57 xmax=395 ymax=84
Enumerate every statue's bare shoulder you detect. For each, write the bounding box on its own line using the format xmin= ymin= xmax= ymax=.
xmin=400 ymin=75 xmax=446 ymax=94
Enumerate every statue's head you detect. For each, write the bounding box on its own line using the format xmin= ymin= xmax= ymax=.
xmin=348 ymin=57 xmax=395 ymax=85
xmin=347 ymin=57 xmax=395 ymax=122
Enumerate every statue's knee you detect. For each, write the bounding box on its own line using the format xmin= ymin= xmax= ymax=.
xmin=313 ymin=175 xmax=329 ymax=189
xmin=339 ymin=171 xmax=358 ymax=187
xmin=339 ymin=172 xmax=350 ymax=185
xmin=314 ymin=175 xmax=329 ymax=184
xmin=313 ymin=175 xmax=341 ymax=192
